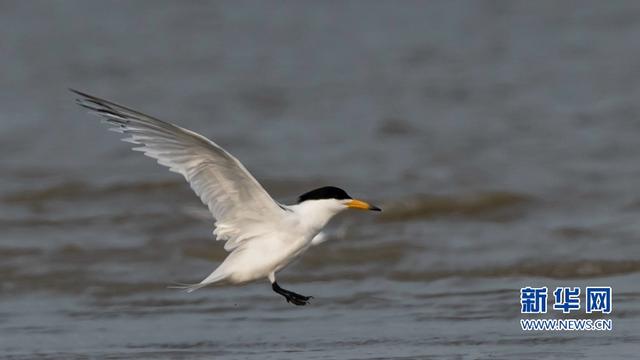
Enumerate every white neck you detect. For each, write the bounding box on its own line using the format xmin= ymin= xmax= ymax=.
xmin=288 ymin=199 xmax=346 ymax=235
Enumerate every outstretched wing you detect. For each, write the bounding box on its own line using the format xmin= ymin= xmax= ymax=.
xmin=72 ymin=89 xmax=285 ymax=251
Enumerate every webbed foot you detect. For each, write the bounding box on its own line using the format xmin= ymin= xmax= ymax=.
xmin=272 ymin=282 xmax=313 ymax=306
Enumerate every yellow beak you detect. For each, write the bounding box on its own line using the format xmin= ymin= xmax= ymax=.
xmin=347 ymin=199 xmax=382 ymax=211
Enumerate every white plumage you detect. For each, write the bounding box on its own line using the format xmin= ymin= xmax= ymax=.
xmin=73 ymin=89 xmax=380 ymax=305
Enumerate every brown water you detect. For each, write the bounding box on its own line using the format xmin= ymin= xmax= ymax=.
xmin=2 ymin=1 xmax=640 ymax=358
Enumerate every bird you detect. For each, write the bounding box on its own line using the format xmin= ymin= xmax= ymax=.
xmin=71 ymin=89 xmax=381 ymax=306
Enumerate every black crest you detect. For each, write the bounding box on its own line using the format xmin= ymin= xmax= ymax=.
xmin=297 ymin=186 xmax=351 ymax=203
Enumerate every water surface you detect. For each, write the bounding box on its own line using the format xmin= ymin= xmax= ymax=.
xmin=1 ymin=1 xmax=640 ymax=358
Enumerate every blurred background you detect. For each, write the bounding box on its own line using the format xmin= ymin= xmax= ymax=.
xmin=1 ymin=1 xmax=639 ymax=358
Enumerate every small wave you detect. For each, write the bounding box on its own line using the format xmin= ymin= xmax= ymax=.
xmin=300 ymin=241 xmax=419 ymax=269
xmin=378 ymin=191 xmax=532 ymax=222
xmin=2 ymin=180 xmax=182 ymax=204
xmin=390 ymin=259 xmax=640 ymax=281
xmin=0 ymin=212 xmax=178 ymax=230
xmin=376 ymin=117 xmax=418 ymax=137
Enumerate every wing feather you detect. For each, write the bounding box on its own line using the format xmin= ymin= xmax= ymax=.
xmin=72 ymin=89 xmax=284 ymax=251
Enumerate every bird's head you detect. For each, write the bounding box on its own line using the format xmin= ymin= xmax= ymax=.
xmin=297 ymin=186 xmax=382 ymax=213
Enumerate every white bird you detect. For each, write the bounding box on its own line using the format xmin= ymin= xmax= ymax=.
xmin=72 ymin=89 xmax=381 ymax=306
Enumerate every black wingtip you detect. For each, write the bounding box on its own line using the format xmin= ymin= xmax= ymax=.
xmin=69 ymin=88 xmax=85 ymax=97
xmin=69 ymin=88 xmax=92 ymax=104
xmin=70 ymin=89 xmax=107 ymax=103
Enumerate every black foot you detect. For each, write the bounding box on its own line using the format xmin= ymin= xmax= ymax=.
xmin=272 ymin=282 xmax=313 ymax=306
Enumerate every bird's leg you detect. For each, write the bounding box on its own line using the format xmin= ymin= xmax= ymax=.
xmin=272 ymin=282 xmax=312 ymax=306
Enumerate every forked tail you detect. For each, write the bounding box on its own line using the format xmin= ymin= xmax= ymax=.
xmin=168 ymin=270 xmax=228 ymax=293
xmin=168 ymin=282 xmax=209 ymax=293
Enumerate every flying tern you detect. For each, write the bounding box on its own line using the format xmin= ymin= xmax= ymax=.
xmin=72 ymin=90 xmax=381 ymax=306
